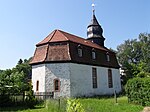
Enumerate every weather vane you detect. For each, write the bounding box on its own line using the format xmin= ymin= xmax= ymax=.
xmin=92 ymin=0 xmax=95 ymax=14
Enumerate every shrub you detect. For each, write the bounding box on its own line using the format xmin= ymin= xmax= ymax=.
xmin=137 ymin=71 xmax=150 ymax=78
xmin=25 ymin=83 xmax=37 ymax=108
xmin=66 ymin=99 xmax=85 ymax=112
xmin=125 ymin=77 xmax=150 ymax=106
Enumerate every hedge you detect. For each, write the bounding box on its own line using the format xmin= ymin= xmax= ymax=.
xmin=125 ymin=77 xmax=150 ymax=106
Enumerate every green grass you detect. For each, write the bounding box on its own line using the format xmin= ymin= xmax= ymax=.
xmin=80 ymin=96 xmax=143 ymax=112
xmin=18 ymin=99 xmax=66 ymax=112
xmin=0 ymin=97 xmax=144 ymax=112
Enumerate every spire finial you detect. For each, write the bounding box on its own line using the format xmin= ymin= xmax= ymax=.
xmin=92 ymin=0 xmax=95 ymax=15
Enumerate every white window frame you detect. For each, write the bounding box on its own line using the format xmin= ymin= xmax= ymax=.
xmin=78 ymin=48 xmax=83 ymax=57
xmin=92 ymin=51 xmax=96 ymax=60
xmin=106 ymin=52 xmax=110 ymax=62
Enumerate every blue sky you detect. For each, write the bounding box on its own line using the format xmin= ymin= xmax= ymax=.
xmin=0 ymin=0 xmax=149 ymax=70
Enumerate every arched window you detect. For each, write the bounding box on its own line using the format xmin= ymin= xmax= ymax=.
xmin=77 ymin=45 xmax=83 ymax=57
xmin=36 ymin=80 xmax=39 ymax=91
xmin=108 ymin=69 xmax=113 ymax=88
xmin=54 ymin=79 xmax=60 ymax=92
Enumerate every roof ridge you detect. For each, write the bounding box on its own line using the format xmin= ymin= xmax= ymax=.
xmin=57 ymin=30 xmax=69 ymax=41
xmin=48 ymin=30 xmax=57 ymax=42
xmin=36 ymin=30 xmax=56 ymax=46
xmin=44 ymin=44 xmax=49 ymax=62
xmin=57 ymin=30 xmax=109 ymax=51
xmin=58 ymin=29 xmax=83 ymax=40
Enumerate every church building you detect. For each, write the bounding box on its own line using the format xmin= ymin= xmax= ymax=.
xmin=30 ymin=7 xmax=121 ymax=98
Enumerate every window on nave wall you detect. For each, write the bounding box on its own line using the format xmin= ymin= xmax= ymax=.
xmin=36 ymin=80 xmax=39 ymax=91
xmin=108 ymin=69 xmax=113 ymax=88
xmin=92 ymin=67 xmax=97 ymax=88
xmin=54 ymin=79 xmax=60 ymax=92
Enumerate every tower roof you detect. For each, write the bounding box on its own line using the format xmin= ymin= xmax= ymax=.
xmin=88 ymin=11 xmax=100 ymax=27
xmin=87 ymin=7 xmax=105 ymax=46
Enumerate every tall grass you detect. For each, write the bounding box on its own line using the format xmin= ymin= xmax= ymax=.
xmin=80 ymin=97 xmax=143 ymax=112
xmin=0 ymin=97 xmax=144 ymax=112
xmin=45 ymin=99 xmax=66 ymax=112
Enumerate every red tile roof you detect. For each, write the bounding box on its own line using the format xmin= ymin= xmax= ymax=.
xmin=36 ymin=30 xmax=68 ymax=46
xmin=30 ymin=44 xmax=48 ymax=64
xmin=36 ymin=29 xmax=109 ymax=52
xmin=30 ymin=29 xmax=119 ymax=68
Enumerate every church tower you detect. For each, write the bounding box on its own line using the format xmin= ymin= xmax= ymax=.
xmin=87 ymin=4 xmax=105 ymax=47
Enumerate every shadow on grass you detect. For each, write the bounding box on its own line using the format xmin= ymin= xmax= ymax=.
xmin=0 ymin=105 xmax=45 ymax=112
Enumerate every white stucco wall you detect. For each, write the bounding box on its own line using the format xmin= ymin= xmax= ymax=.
xmin=32 ymin=64 xmax=46 ymax=92
xmin=112 ymin=69 xmax=122 ymax=93
xmin=69 ymin=63 xmax=121 ymax=97
xmin=45 ymin=63 xmax=71 ymax=98
xmin=32 ymin=63 xmax=121 ymax=98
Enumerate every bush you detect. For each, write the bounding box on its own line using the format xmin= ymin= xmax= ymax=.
xmin=25 ymin=83 xmax=37 ymax=108
xmin=125 ymin=77 xmax=150 ymax=106
xmin=66 ymin=99 xmax=85 ymax=112
xmin=137 ymin=71 xmax=150 ymax=78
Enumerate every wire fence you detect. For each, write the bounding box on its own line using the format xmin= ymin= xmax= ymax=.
xmin=34 ymin=92 xmax=54 ymax=100
xmin=0 ymin=92 xmax=54 ymax=107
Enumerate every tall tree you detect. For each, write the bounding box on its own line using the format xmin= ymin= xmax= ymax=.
xmin=0 ymin=69 xmax=13 ymax=94
xmin=0 ymin=58 xmax=32 ymax=95
xmin=0 ymin=70 xmax=3 ymax=74
xmin=12 ymin=57 xmax=32 ymax=80
xmin=138 ymin=33 xmax=150 ymax=72
xmin=117 ymin=33 xmax=150 ymax=84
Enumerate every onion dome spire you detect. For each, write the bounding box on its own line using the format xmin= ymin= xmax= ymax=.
xmin=87 ymin=3 xmax=105 ymax=47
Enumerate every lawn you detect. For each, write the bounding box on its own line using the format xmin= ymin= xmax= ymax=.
xmin=0 ymin=97 xmax=143 ymax=112
xmin=80 ymin=96 xmax=143 ymax=112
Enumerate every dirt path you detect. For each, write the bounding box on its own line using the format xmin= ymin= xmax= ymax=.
xmin=142 ymin=107 xmax=150 ymax=112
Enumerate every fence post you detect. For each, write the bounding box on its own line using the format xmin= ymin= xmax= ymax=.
xmin=114 ymin=90 xmax=117 ymax=103
xmin=58 ymin=98 xmax=61 ymax=111
xmin=23 ymin=92 xmax=25 ymax=102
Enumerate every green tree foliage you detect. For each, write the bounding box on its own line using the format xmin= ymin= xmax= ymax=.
xmin=25 ymin=82 xmax=37 ymax=108
xmin=0 ymin=57 xmax=34 ymax=107
xmin=138 ymin=33 xmax=150 ymax=72
xmin=0 ymin=70 xmax=3 ymax=74
xmin=0 ymin=69 xmax=13 ymax=94
xmin=117 ymin=33 xmax=150 ymax=84
xmin=12 ymin=58 xmax=32 ymax=79
xmin=0 ymin=58 xmax=32 ymax=95
xmin=125 ymin=78 xmax=150 ymax=106
xmin=18 ymin=59 xmax=23 ymax=65
xmin=11 ymin=71 xmax=29 ymax=93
